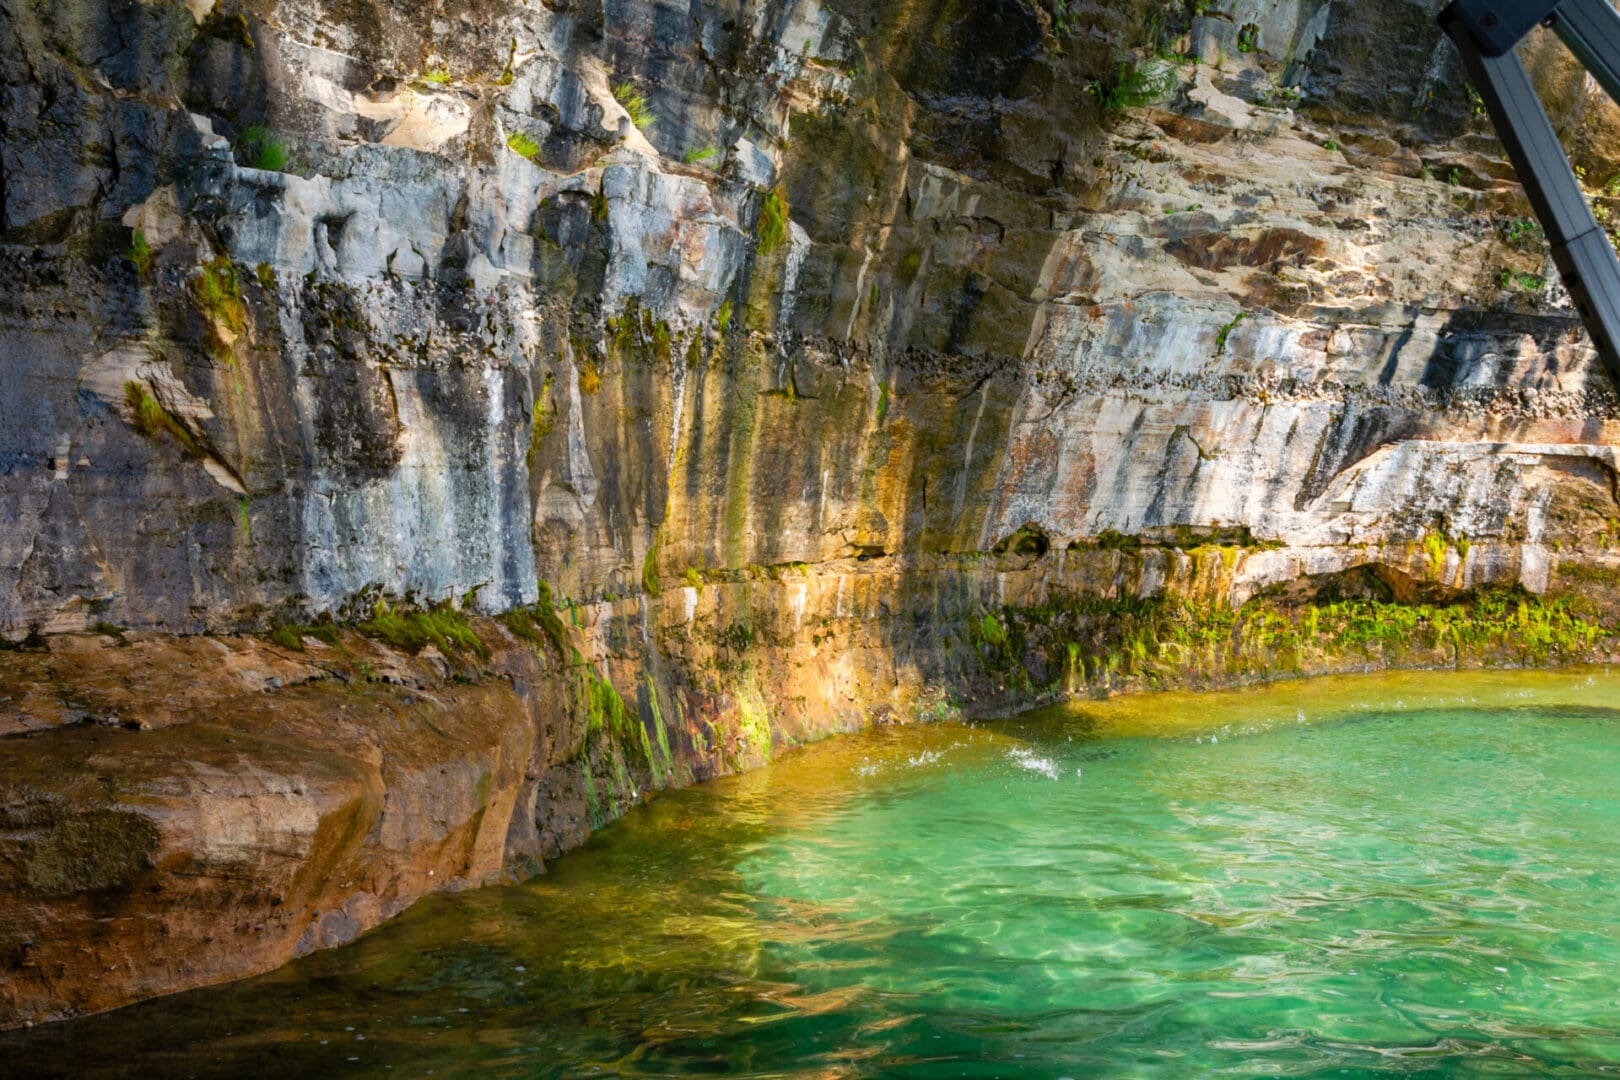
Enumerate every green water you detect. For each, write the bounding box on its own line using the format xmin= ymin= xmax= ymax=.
xmin=12 ymin=669 xmax=1620 ymax=1078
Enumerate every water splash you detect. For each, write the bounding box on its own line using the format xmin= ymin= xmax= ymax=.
xmin=1007 ymin=746 xmax=1060 ymax=780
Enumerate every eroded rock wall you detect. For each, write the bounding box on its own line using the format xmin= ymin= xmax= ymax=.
xmin=7 ymin=0 xmax=1620 ymax=634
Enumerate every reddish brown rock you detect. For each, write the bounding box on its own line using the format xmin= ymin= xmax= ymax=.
xmin=0 ymin=632 xmax=541 ymax=1027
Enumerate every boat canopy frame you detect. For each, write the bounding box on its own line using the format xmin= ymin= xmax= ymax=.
xmin=1441 ymin=0 xmax=1620 ymax=381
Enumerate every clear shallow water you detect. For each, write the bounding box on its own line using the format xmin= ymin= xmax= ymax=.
xmin=11 ymin=669 xmax=1620 ymax=1078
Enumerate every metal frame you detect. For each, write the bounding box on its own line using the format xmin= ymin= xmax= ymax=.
xmin=1440 ymin=0 xmax=1620 ymax=381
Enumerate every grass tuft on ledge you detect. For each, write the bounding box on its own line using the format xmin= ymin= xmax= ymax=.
xmin=125 ymin=381 xmax=204 ymax=458
xmin=358 ymin=603 xmax=487 ymax=658
xmin=506 ymin=131 xmax=541 ymax=161
xmin=612 ymin=81 xmax=655 ymax=132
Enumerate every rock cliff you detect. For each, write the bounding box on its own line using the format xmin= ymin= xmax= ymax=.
xmin=7 ymin=0 xmax=1620 ymax=1027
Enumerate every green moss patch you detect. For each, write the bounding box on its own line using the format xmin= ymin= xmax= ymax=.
xmin=125 ymin=381 xmax=204 ymax=458
xmin=191 ymin=256 xmax=248 ymax=359
xmin=268 ymin=622 xmax=341 ymax=651
xmin=497 ymin=583 xmax=571 ymax=659
xmin=642 ymin=530 xmax=663 ymax=597
xmin=526 ymin=376 xmax=554 ymax=470
xmin=506 ymin=131 xmax=541 ymax=161
xmin=358 ymin=603 xmax=487 ymax=658
xmin=757 ymin=189 xmax=789 ymax=256
xmin=584 ymin=667 xmax=652 ymax=765
xmin=127 ymin=230 xmax=151 ymax=276
xmin=977 ymin=588 xmax=1611 ymax=696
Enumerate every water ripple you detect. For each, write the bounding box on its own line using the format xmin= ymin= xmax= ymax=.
xmin=11 ymin=672 xmax=1620 ymax=1078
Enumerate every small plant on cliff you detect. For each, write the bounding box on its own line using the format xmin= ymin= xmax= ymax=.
xmin=193 ymin=258 xmax=245 ymax=324
xmin=506 ymin=131 xmax=541 ymax=162
xmin=127 ymin=230 xmax=152 ymax=276
xmin=1263 ymin=74 xmax=1303 ymax=105
xmin=1214 ymin=310 xmax=1246 ymax=356
xmin=1090 ymin=60 xmax=1177 ymax=113
xmin=124 ymin=381 xmax=203 ymax=458
xmin=239 ymin=125 xmax=291 ymax=172
xmin=717 ymin=621 xmax=754 ymax=654
xmin=612 ymin=81 xmax=655 ymax=132
xmin=191 ymin=257 xmax=247 ymax=358
xmin=757 ymin=189 xmax=789 ymax=255
xmin=716 ymin=298 xmax=733 ymax=334
xmin=1501 ymin=217 xmax=1543 ymax=250
xmin=1499 ymin=269 xmax=1546 ymax=292
xmin=1048 ymin=0 xmax=1080 ymax=38
xmin=497 ymin=39 xmax=517 ymax=85
xmin=418 ymin=68 xmax=452 ymax=86
xmin=267 ymin=622 xmax=340 ymax=652
xmin=1422 ymin=532 xmax=1449 ymax=578
xmin=578 ymin=360 xmax=602 ymax=394
xmin=683 ymin=144 xmax=718 ymax=166
xmin=1236 ymin=23 xmax=1259 ymax=53
xmin=641 ymin=530 xmax=662 ymax=597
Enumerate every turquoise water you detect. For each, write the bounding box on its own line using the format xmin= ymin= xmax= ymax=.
xmin=11 ymin=670 xmax=1620 ymax=1077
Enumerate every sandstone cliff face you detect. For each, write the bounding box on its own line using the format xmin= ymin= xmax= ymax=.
xmin=0 ymin=632 xmax=540 ymax=1025
xmin=8 ymin=0 xmax=1620 ymax=1027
